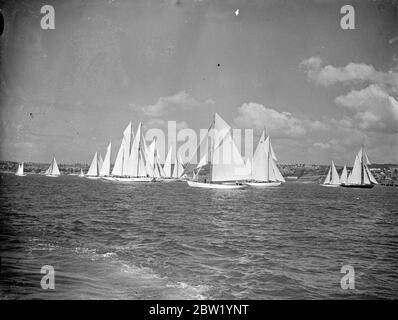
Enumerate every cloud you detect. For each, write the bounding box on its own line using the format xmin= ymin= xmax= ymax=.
xmin=234 ymin=102 xmax=307 ymax=138
xmin=141 ymin=91 xmax=212 ymax=116
xmin=335 ymin=84 xmax=398 ymax=134
xmin=301 ymin=56 xmax=398 ymax=94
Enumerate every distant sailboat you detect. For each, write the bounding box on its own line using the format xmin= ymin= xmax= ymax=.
xmin=187 ymin=113 xmax=247 ymax=189
xmin=246 ymin=131 xmax=285 ymax=187
xmin=79 ymin=169 xmax=84 ymax=177
xmin=86 ymin=152 xmax=100 ymax=179
xmin=98 ymin=153 xmax=104 ymax=174
xmin=341 ymin=145 xmax=377 ymax=188
xmin=45 ymin=157 xmax=60 ymax=177
xmin=321 ymin=160 xmax=341 ymax=187
xmin=15 ymin=162 xmax=26 ymax=176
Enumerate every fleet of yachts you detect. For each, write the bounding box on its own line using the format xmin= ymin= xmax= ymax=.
xmin=14 ymin=113 xmax=378 ymax=189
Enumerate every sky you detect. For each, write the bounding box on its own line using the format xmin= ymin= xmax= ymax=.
xmin=0 ymin=0 xmax=397 ymax=165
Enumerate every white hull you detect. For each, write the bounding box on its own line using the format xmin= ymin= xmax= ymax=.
xmin=187 ymin=181 xmax=246 ymax=189
xmin=45 ymin=174 xmax=59 ymax=178
xmin=78 ymin=175 xmax=85 ymax=178
xmin=86 ymin=176 xmax=101 ymax=180
xmin=321 ymin=184 xmax=340 ymax=188
xmin=114 ymin=177 xmax=154 ymax=182
xmin=101 ymin=177 xmax=116 ymax=181
xmin=15 ymin=173 xmax=26 ymax=177
xmin=246 ymin=181 xmax=281 ymax=187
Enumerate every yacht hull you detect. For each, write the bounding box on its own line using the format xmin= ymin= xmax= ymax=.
xmin=246 ymin=181 xmax=281 ymax=187
xmin=341 ymin=184 xmax=375 ymax=189
xmin=187 ymin=181 xmax=246 ymax=189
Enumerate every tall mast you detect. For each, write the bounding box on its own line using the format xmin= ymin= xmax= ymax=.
xmin=361 ymin=143 xmax=364 ymax=184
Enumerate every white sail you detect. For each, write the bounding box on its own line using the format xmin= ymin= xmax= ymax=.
xmin=365 ymin=165 xmax=378 ymax=184
xmin=79 ymin=169 xmax=84 ymax=177
xmin=87 ymin=152 xmax=98 ymax=176
xmin=126 ymin=123 xmax=148 ymax=177
xmin=244 ymin=158 xmax=252 ymax=180
xmin=323 ymin=167 xmax=331 ymax=184
xmin=197 ymin=154 xmax=208 ymax=168
xmin=252 ymin=132 xmax=269 ymax=181
xmin=347 ymin=155 xmax=361 ymax=184
xmin=99 ymin=143 xmax=111 ymax=176
xmin=50 ymin=157 xmax=60 ymax=176
xmin=270 ymin=156 xmax=285 ymax=182
xmin=163 ymin=147 xmax=173 ymax=177
xmin=330 ymin=161 xmax=340 ymax=185
xmin=122 ymin=122 xmax=132 ymax=175
xmin=211 ymin=117 xmax=247 ymax=182
xmin=44 ymin=163 xmax=51 ymax=175
xmin=250 ymin=132 xmax=284 ymax=183
xmin=363 ymin=166 xmax=370 ymax=184
xmin=16 ymin=163 xmax=24 ymax=175
xmin=112 ymin=138 xmax=126 ymax=176
xmin=98 ymin=153 xmax=103 ymax=173
xmin=172 ymin=153 xmax=185 ymax=178
xmin=340 ymin=166 xmax=348 ymax=184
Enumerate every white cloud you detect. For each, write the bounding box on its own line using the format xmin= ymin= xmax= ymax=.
xmin=301 ymin=56 xmax=398 ymax=94
xmin=234 ymin=102 xmax=307 ymax=138
xmin=141 ymin=91 xmax=213 ymax=116
xmin=335 ymin=84 xmax=398 ymax=134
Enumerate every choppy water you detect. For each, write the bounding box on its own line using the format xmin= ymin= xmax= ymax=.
xmin=0 ymin=173 xmax=397 ymax=299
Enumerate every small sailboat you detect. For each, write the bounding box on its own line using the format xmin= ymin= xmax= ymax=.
xmin=78 ymin=169 xmax=84 ymax=177
xmin=245 ymin=131 xmax=285 ymax=187
xmin=15 ymin=162 xmax=26 ymax=176
xmin=187 ymin=113 xmax=247 ymax=189
xmin=45 ymin=157 xmax=60 ymax=177
xmin=161 ymin=146 xmax=176 ymax=182
xmin=321 ymin=160 xmax=341 ymax=187
xmin=86 ymin=152 xmax=101 ymax=179
xmin=341 ymin=145 xmax=377 ymax=188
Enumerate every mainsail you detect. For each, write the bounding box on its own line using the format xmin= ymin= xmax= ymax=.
xmin=98 ymin=154 xmax=104 ymax=173
xmin=122 ymin=122 xmax=132 ymax=175
xmin=340 ymin=166 xmax=348 ymax=184
xmin=172 ymin=153 xmax=185 ymax=179
xmin=87 ymin=152 xmax=98 ymax=176
xmin=163 ymin=147 xmax=173 ymax=178
xmin=125 ymin=123 xmax=148 ymax=177
xmin=99 ymin=143 xmax=111 ymax=177
xmin=112 ymin=138 xmax=126 ymax=176
xmin=323 ymin=161 xmax=340 ymax=185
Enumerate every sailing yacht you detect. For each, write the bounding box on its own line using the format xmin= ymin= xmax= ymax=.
xmin=341 ymin=145 xmax=378 ymax=188
xmin=321 ymin=160 xmax=341 ymax=187
xmin=15 ymin=162 xmax=26 ymax=176
xmin=78 ymin=169 xmax=84 ymax=177
xmin=114 ymin=122 xmax=153 ymax=182
xmin=245 ymin=131 xmax=285 ymax=187
xmin=146 ymin=138 xmax=165 ymax=181
xmin=187 ymin=113 xmax=247 ymax=189
xmin=86 ymin=152 xmax=101 ymax=179
xmin=45 ymin=157 xmax=60 ymax=177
